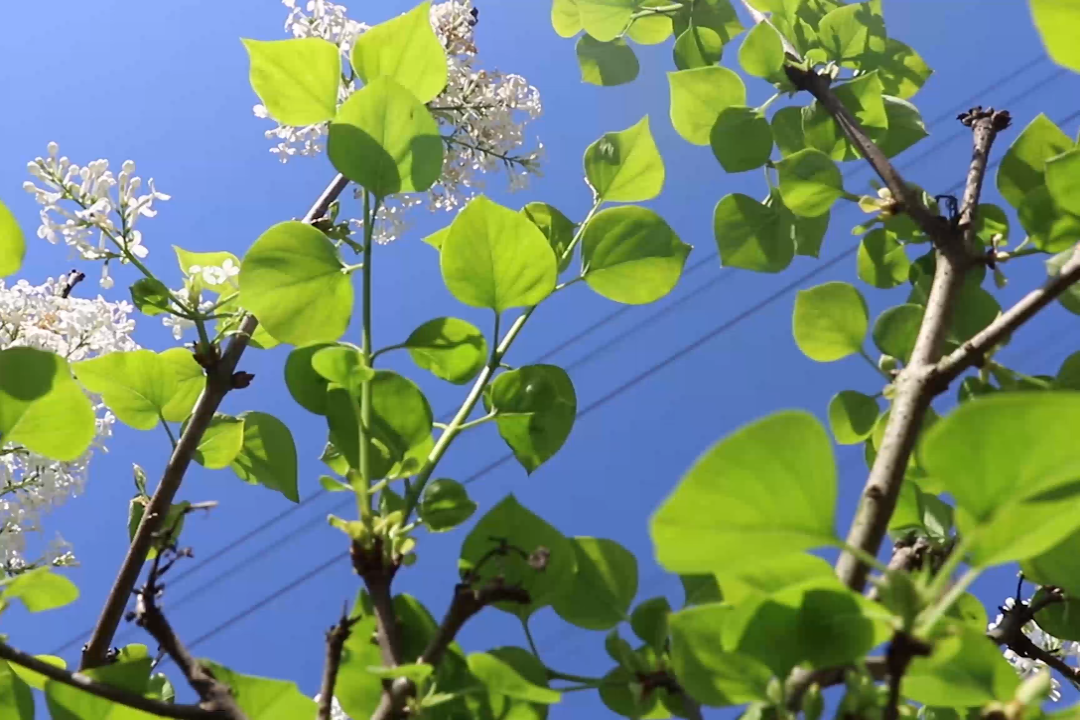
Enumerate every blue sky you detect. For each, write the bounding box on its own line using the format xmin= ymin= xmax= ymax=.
xmin=3 ymin=0 xmax=1080 ymax=716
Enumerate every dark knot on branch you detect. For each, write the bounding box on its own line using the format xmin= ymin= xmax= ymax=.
xmin=958 ymin=106 xmax=1012 ymax=132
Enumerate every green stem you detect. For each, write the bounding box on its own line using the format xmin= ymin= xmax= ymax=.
xmin=522 ymin=617 xmax=542 ymax=660
xmin=458 ymin=412 xmax=497 ymax=432
xmin=371 ymin=343 xmax=408 ymax=362
xmin=401 ymin=200 xmax=603 ymax=523
xmin=835 ymin=541 xmax=892 ymax=576
xmin=546 ymin=668 xmax=604 ymax=685
xmin=554 ymin=276 xmax=583 ymax=293
xmin=629 ymin=1 xmax=684 ymax=18
xmin=918 ymin=566 xmax=981 ymax=634
xmin=859 ymin=349 xmax=891 ymax=380
xmin=758 ymin=92 xmax=781 ymax=113
xmin=358 ymin=191 xmax=379 ymax=521
xmin=158 ymin=414 xmax=177 ymax=451
xmin=922 ymin=536 xmax=970 ymax=605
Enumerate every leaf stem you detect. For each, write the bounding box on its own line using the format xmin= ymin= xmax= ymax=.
xmin=522 ymin=617 xmax=542 ymax=660
xmin=371 ymin=342 xmax=408 ymax=361
xmin=859 ymin=349 xmax=892 ymax=380
xmin=918 ymin=566 xmax=981 ymax=634
xmin=457 ymin=412 xmax=498 ymax=432
xmin=359 ymin=190 xmax=378 ymax=521
xmin=159 ymin=414 xmax=178 ymax=451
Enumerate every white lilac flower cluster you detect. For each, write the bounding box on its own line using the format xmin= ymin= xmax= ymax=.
xmin=989 ymin=597 xmax=1080 ymax=702
xmin=160 ymin=260 xmax=240 ymax=341
xmin=255 ymin=0 xmax=543 ymax=244
xmin=23 ymin=143 xmax=170 ymax=288
xmin=0 ymin=275 xmax=139 ymax=571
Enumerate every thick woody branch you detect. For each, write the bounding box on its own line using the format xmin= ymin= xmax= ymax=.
xmin=370 ymin=581 xmax=531 ymax=720
xmin=0 ymin=640 xmax=222 ymax=720
xmin=80 ymin=173 xmax=351 ymax=670
xmin=835 ymin=108 xmax=1010 ymax=593
xmin=317 ymin=611 xmax=359 ymax=720
xmin=352 ymin=540 xmax=403 ymax=669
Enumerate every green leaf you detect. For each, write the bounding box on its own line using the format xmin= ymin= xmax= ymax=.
xmin=1 ymin=568 xmax=78 ymax=612
xmin=709 ymin=107 xmax=772 ymax=173
xmin=714 ymin=554 xmax=835 ymax=606
xmin=369 ymin=370 xmax=433 ymax=463
xmin=1046 ymin=148 xmax=1080 ymax=216
xmin=1048 ymin=249 xmax=1080 ymax=315
xmin=159 ymin=348 xmax=205 ymax=423
xmin=771 ymin=106 xmax=806 ymax=157
xmin=1031 ymin=0 xmax=1080 ymax=74
xmin=668 ymin=605 xmax=773 ymax=706
xmin=857 ymin=229 xmax=909 ymax=288
xmin=441 ymin=195 xmax=557 ymax=313
xmin=0 ymin=348 xmax=95 ymax=461
xmin=997 ymin=113 xmax=1073 ymax=209
xmin=73 ymin=349 xmax=178 ymax=431
xmin=878 ymin=96 xmax=929 ymax=158
xmin=336 ymin=612 xmax=383 ymax=719
xmin=673 ymin=24 xmax=723 ymax=70
xmin=311 ymin=346 xmax=374 ymax=400
xmin=8 ymin=654 xmax=65 ymax=691
xmin=284 ymin=343 xmax=342 ymax=415
xmin=419 ymin=479 xmax=476 ymax=532
xmin=204 ymin=662 xmax=318 ymax=719
xmin=1023 ymin=530 xmax=1080 ymax=597
xmin=903 ymin=625 xmax=1019 ymax=707
xmin=350 ymin=1 xmax=447 ymax=103
xmin=872 ymin=304 xmax=924 ymax=363
xmin=920 ymin=392 xmax=1080 ymax=566
xmin=948 ymin=282 xmax=1000 ymax=345
xmin=626 ymin=1 xmax=674 ymax=44
xmin=522 ymin=202 xmax=576 ymax=274
xmin=405 ymin=317 xmax=487 ymax=385
xmin=487 ymin=364 xmax=576 ymax=473
xmin=238 ymin=221 xmax=352 ymax=346
xmin=792 ymin=282 xmax=869 ymax=362
xmin=1020 ymin=185 xmax=1080 ymax=254
xmin=683 ymin=0 xmax=744 ymax=42
xmin=468 ymin=648 xmax=560 ymax=704
xmin=599 ymin=665 xmax=668 ymax=719
xmin=1031 ymin=588 xmax=1080 ymax=641
xmin=0 ymin=200 xmax=25 ymax=277
xmin=577 ymin=0 xmax=639 ymax=42
xmin=129 ymin=277 xmax=172 ymax=317
xmin=816 ymin=1 xmax=885 ymax=69
xmin=231 ymin=412 xmax=299 ymax=502
xmin=576 ymin=35 xmax=640 ymax=86
xmin=631 ymin=596 xmax=671 ymax=649
xmin=803 ymin=73 xmax=887 ymax=161
xmin=45 ymin=654 xmax=154 ymax=720
xmin=973 ymin=204 xmax=1010 ymax=247
xmin=775 ymin=149 xmax=844 ymax=217
xmin=738 ymin=21 xmax=784 ymax=78
xmin=828 ymin=390 xmax=878 ymax=445
xmin=581 ymin=206 xmax=690 ymax=304
xmin=793 ymin=210 xmax=829 ymax=258
xmin=192 ymin=414 xmax=245 ymax=470
xmin=241 ymin=37 xmax=341 ymax=125
xmin=1057 ymin=351 xmax=1080 ymax=390
xmin=651 ymin=411 xmax=837 ymax=574
xmin=873 ymin=39 xmax=932 ymax=99
xmin=668 ymin=66 xmax=747 ymax=145
xmin=713 ymin=193 xmax=793 ymax=273
xmin=366 ymin=664 xmax=434 ymax=682
xmin=460 ymin=495 xmax=576 ymax=618
xmin=328 ymin=76 xmax=444 ymax=197
xmin=584 ymin=117 xmax=665 ymax=202
xmin=553 ymin=537 xmax=638 ymax=630
xmin=551 ymin=0 xmax=582 ymax=37
xmin=129 ymin=499 xmax=189 ymax=561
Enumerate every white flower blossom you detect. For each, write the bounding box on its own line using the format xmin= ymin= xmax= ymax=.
xmin=23 ymin=143 xmax=168 ymax=284
xmin=312 ymin=695 xmax=350 ymax=720
xmin=989 ymin=597 xmax=1080 ymax=702
xmin=161 ymin=287 xmax=215 ymax=341
xmin=188 ymin=259 xmax=239 ymax=288
xmin=0 ymin=276 xmax=138 ymax=571
xmin=255 ymin=0 xmax=543 ymax=243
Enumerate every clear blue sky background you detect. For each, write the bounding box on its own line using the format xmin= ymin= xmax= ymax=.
xmin=3 ymin=0 xmax=1080 ymax=716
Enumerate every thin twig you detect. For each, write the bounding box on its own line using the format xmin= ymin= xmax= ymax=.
xmin=834 ymin=108 xmax=1010 ymax=593
xmin=317 ymin=608 xmax=359 ymax=720
xmin=0 ymin=640 xmax=223 ymax=720
xmin=80 ymin=173 xmax=350 ymax=670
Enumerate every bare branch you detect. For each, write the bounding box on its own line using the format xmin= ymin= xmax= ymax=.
xmin=786 ymin=658 xmax=889 ymax=710
xmin=0 ymin=640 xmax=223 ymax=720
xmin=80 ymin=173 xmax=351 ymax=670
xmin=317 ymin=609 xmax=359 ymax=720
xmin=351 ymin=540 xmax=403 ymax=669
xmin=835 ymin=108 xmax=1010 ymax=593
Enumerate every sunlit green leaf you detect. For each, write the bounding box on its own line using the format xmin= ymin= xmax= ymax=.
xmin=652 ymin=411 xmax=837 ymax=573
xmin=328 ymin=76 xmax=444 ymax=196
xmin=8 ymin=654 xmax=65 ymax=692
xmin=577 ymin=0 xmax=639 ymax=42
xmin=771 ymin=106 xmax=806 ymax=157
xmin=1031 ymin=0 xmax=1080 ymax=74
xmin=669 ymin=604 xmax=773 ymax=706
xmin=581 ymin=206 xmax=690 ymax=304
xmin=738 ymin=21 xmax=784 ymax=78
xmin=627 ymin=1 xmax=674 ymax=44
xmin=673 ymin=24 xmax=723 ymax=70
xmin=577 ymin=35 xmax=639 ymax=86
xmin=405 ymin=317 xmax=487 ymax=385
xmin=368 ymin=370 xmax=433 ymax=464
xmin=631 ymin=596 xmax=671 ymax=650
xmin=192 ymin=413 xmax=245 ymax=470
xmin=878 ymin=96 xmax=929 ymax=158
xmin=441 ymin=196 xmax=557 ymax=313
xmin=857 ymin=228 xmax=909 ymax=288
xmin=681 ymin=575 xmax=723 ymax=607
xmin=828 ymin=390 xmax=878 ymax=445
xmin=159 ymin=348 xmax=205 ymax=423
xmin=584 ymin=117 xmax=664 ymax=202
xmin=973 ymin=204 xmax=1010 ymax=247
xmin=816 ymin=1 xmax=885 ymax=69
xmin=522 ymin=202 xmax=576 ymax=273
xmin=73 ymin=350 xmax=178 ymax=431
xmin=468 ymin=648 xmax=560 ymax=704
xmin=775 ymin=149 xmax=844 ymax=217
xmin=487 ymin=364 xmax=576 ymax=473
xmin=1046 ymin=148 xmax=1080 ymax=217
xmin=1047 ymin=249 xmax=1080 ymax=315
xmin=420 ymin=479 xmax=476 ymax=532
xmin=709 ymin=107 xmax=772 ymax=173
xmin=231 ymin=411 xmax=299 ymax=502
xmin=872 ymin=304 xmax=923 ymax=363
xmin=553 ymin=537 xmax=638 ymax=630
xmin=173 ymin=247 xmax=241 ymax=294
xmin=241 ymin=37 xmax=340 ymax=125
xmin=129 ymin=277 xmax=172 ymax=316
xmin=1 ymin=568 xmax=78 ymax=613
xmin=551 ymin=0 xmax=582 ymax=37
xmin=873 ymin=39 xmax=932 ymax=99
xmin=350 ymin=1 xmax=447 ymax=103
xmin=668 ymin=66 xmax=746 ymax=145
xmin=997 ymin=113 xmax=1073 ymax=209
xmin=714 ymin=193 xmax=793 ymax=273
xmin=238 ymin=221 xmax=352 ymax=345
xmin=903 ymin=625 xmax=1019 ymax=706
xmin=0 ymin=348 xmax=95 ymax=461
xmin=792 ymin=282 xmax=868 ymax=362
xmin=46 ymin=653 xmax=153 ymax=720
xmin=0 ymin=200 xmax=24 ymax=278
xmin=461 ymin=495 xmax=576 ymax=618
xmin=803 ymin=73 xmax=887 ymax=161
xmin=1018 ymin=184 xmax=1080 ymax=253
xmin=204 ymin=662 xmax=318 ymax=719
